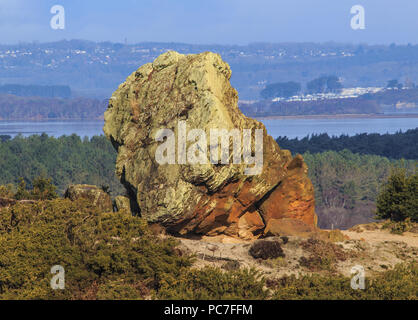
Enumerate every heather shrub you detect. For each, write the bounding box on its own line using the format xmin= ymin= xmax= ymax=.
xmin=249 ymin=240 xmax=285 ymax=260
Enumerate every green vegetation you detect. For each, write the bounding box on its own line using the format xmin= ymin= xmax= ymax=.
xmin=157 ymin=268 xmax=267 ymax=300
xmin=381 ymin=219 xmax=417 ymax=235
xmin=387 ymin=79 xmax=403 ymax=89
xmin=1 ymin=133 xmax=416 ymax=229
xmin=303 ymin=149 xmax=416 ymax=229
xmin=0 ymin=198 xmax=416 ymax=300
xmin=306 ymin=75 xmax=342 ymax=94
xmin=275 ymin=130 xmax=418 ymax=228
xmin=0 ymin=134 xmax=122 ymax=195
xmin=276 ymin=128 xmax=418 ymax=160
xmin=260 ymin=81 xmax=301 ymax=99
xmin=0 ymin=199 xmax=192 ymax=299
xmin=376 ymin=167 xmax=417 ymax=222
xmin=270 ymin=262 xmax=417 ymax=300
xmin=15 ymin=176 xmax=58 ymax=200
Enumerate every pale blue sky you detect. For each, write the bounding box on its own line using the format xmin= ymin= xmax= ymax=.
xmin=0 ymin=0 xmax=417 ymax=44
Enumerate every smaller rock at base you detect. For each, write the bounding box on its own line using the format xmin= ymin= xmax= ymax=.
xmin=64 ymin=184 xmax=113 ymax=212
xmin=264 ymin=218 xmax=317 ymax=238
xmin=114 ymin=195 xmax=131 ymax=213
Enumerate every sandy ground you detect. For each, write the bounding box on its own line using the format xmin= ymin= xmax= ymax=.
xmin=342 ymin=229 xmax=418 ymax=247
xmin=176 ymin=226 xmax=417 ymax=279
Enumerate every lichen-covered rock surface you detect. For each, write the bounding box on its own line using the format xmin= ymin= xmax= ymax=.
xmin=64 ymin=184 xmax=113 ymax=212
xmin=104 ymin=51 xmax=317 ymax=239
xmin=114 ymin=195 xmax=131 ymax=213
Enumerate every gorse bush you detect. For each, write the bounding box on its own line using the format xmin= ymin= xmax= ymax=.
xmin=14 ymin=176 xmax=58 ymax=201
xmin=0 ymin=199 xmax=416 ymax=300
xmin=0 ymin=199 xmax=191 ymax=299
xmin=376 ymin=167 xmax=418 ymax=222
xmin=156 ymin=267 xmax=267 ymax=300
xmin=0 ymin=184 xmax=14 ymax=198
xmin=271 ymin=262 xmax=417 ymax=300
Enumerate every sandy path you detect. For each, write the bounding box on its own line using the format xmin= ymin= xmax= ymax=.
xmin=342 ymin=230 xmax=418 ymax=248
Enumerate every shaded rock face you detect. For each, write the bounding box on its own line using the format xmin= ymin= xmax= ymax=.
xmin=64 ymin=185 xmax=113 ymax=212
xmin=104 ymin=51 xmax=316 ymax=239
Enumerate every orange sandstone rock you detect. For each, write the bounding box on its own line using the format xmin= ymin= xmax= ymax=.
xmin=104 ymin=51 xmax=317 ymax=239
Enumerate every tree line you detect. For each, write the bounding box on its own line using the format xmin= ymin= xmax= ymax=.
xmin=0 ymin=134 xmax=122 ymax=195
xmin=260 ymin=75 xmax=343 ymax=99
xmin=303 ymin=150 xmax=416 ymax=229
xmin=276 ymin=128 xmax=418 ymax=160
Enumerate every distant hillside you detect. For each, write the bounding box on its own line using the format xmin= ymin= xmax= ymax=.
xmin=0 ymin=94 xmax=107 ymax=120
xmin=240 ymin=98 xmax=380 ymax=116
xmin=1 ymin=40 xmax=418 ymax=99
xmin=0 ymin=84 xmax=71 ymax=99
xmin=364 ymin=88 xmax=418 ymax=112
xmin=240 ymin=88 xmax=418 ymax=116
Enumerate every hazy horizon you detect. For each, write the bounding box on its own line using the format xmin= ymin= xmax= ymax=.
xmin=1 ymin=0 xmax=417 ymax=45
xmin=1 ymin=38 xmax=416 ymax=47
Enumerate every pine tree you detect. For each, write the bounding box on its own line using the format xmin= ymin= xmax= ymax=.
xmin=376 ymin=167 xmax=417 ymax=222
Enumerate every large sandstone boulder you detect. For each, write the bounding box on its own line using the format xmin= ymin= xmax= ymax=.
xmin=64 ymin=184 xmax=113 ymax=212
xmin=104 ymin=51 xmax=316 ymax=239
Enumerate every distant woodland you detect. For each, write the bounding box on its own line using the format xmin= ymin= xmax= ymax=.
xmin=0 ymin=130 xmax=416 ymax=230
xmin=303 ymin=150 xmax=415 ymax=229
xmin=0 ymin=94 xmax=107 ymax=120
xmin=277 ymin=129 xmax=418 ymax=229
xmin=276 ymin=128 xmax=418 ymax=160
xmin=240 ymin=98 xmax=380 ymax=116
xmin=0 ymin=134 xmax=122 ymax=195
xmin=2 ymin=40 xmax=418 ymax=100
